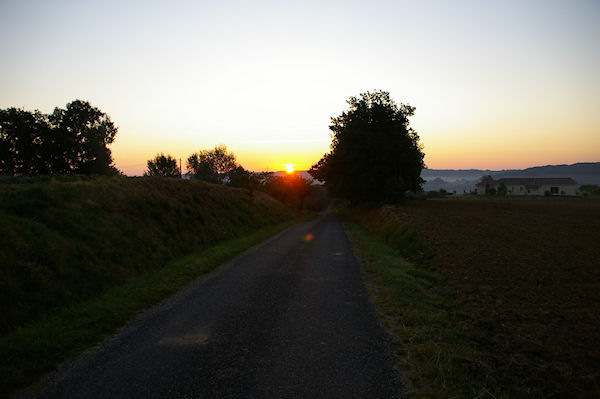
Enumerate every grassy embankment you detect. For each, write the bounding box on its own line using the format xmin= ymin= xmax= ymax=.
xmin=343 ymin=197 xmax=600 ymax=398
xmin=0 ymin=176 xmax=297 ymax=397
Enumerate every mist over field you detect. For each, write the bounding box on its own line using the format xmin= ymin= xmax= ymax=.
xmin=421 ymin=162 xmax=600 ymax=193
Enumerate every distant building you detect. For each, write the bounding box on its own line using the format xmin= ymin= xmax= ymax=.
xmin=476 ymin=177 xmax=577 ymax=196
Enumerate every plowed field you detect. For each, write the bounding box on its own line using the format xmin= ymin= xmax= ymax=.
xmin=389 ymin=198 xmax=600 ymax=397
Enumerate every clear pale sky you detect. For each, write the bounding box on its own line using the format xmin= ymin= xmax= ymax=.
xmin=1 ymin=0 xmax=598 ymax=175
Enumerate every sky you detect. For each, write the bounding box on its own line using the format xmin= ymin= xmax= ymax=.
xmin=1 ymin=0 xmax=598 ymax=175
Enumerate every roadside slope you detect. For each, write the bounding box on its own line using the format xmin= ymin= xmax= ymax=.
xmin=0 ymin=176 xmax=294 ymax=334
xmin=1 ymin=176 xmax=297 ymax=397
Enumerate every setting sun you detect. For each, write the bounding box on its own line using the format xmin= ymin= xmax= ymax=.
xmin=284 ymin=164 xmax=295 ymax=173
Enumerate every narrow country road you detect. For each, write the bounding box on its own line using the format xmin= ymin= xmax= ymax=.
xmin=22 ymin=214 xmax=404 ymax=399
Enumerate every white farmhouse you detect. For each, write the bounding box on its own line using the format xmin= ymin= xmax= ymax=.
xmin=476 ymin=177 xmax=577 ymax=196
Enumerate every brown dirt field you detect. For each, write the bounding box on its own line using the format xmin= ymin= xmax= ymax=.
xmin=387 ymin=197 xmax=600 ymax=397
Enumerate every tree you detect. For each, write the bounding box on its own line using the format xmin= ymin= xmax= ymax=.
xmin=263 ymin=172 xmax=312 ymax=211
xmin=187 ymin=145 xmax=237 ymax=183
xmin=480 ymin=175 xmax=495 ymax=196
xmin=580 ymin=184 xmax=600 ymax=195
xmin=480 ymin=175 xmax=494 ymax=185
xmin=309 ymin=91 xmax=425 ymax=204
xmin=47 ymin=100 xmax=118 ymax=174
xmin=0 ymin=108 xmax=51 ymax=175
xmin=497 ymin=182 xmax=508 ymax=196
xmin=0 ymin=100 xmax=119 ymax=176
xmin=145 ymin=154 xmax=180 ymax=177
xmin=227 ymin=165 xmax=258 ymax=190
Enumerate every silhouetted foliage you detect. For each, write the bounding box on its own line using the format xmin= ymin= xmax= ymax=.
xmin=580 ymin=184 xmax=600 ymax=195
xmin=227 ymin=165 xmax=260 ymax=190
xmin=480 ymin=175 xmax=494 ymax=185
xmin=0 ymin=100 xmax=119 ymax=176
xmin=481 ymin=175 xmax=496 ymax=195
xmin=0 ymin=108 xmax=50 ymax=175
xmin=308 ymin=155 xmax=329 ymax=182
xmin=426 ymin=190 xmax=449 ymax=199
xmin=262 ymin=172 xmax=313 ymax=212
xmin=309 ymin=91 xmax=425 ymax=204
xmin=145 ymin=154 xmax=180 ymax=177
xmin=187 ymin=145 xmax=237 ymax=183
xmin=497 ymin=182 xmax=508 ymax=196
xmin=304 ymin=185 xmax=330 ymax=211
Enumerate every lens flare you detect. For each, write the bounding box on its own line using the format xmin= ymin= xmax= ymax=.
xmin=302 ymin=233 xmax=314 ymax=242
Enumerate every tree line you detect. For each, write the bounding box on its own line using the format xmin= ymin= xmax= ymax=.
xmin=2 ymin=91 xmax=427 ymax=205
xmin=145 ymin=147 xmax=327 ymax=212
xmin=0 ymin=100 xmax=120 ymax=176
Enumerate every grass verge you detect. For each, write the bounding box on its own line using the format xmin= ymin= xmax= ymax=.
xmin=1 ymin=176 xmax=294 ymax=335
xmin=1 ymin=219 xmax=298 ymax=399
xmin=344 ymin=221 xmax=503 ymax=399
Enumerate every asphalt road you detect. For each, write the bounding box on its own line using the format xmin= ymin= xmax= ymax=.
xmin=22 ymin=214 xmax=404 ymax=398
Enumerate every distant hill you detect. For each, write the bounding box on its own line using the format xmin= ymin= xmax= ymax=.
xmin=494 ymin=162 xmax=600 ymax=179
xmin=272 ymin=163 xmax=600 ymax=192
xmin=421 ymin=162 xmax=600 ymax=192
xmin=421 ymin=168 xmax=516 ymax=181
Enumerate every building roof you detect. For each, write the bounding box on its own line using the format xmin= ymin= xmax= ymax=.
xmin=476 ymin=177 xmax=577 ymax=187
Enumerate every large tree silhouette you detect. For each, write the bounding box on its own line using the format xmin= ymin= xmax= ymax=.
xmin=309 ymin=91 xmax=425 ymax=203
xmin=48 ymin=100 xmax=118 ymax=175
xmin=0 ymin=100 xmax=119 ymax=175
xmin=0 ymin=108 xmax=51 ymax=175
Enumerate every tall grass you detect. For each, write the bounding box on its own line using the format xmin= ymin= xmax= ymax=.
xmin=1 ymin=220 xmax=298 ymax=398
xmin=0 ymin=176 xmax=294 ymax=334
xmin=340 ymin=205 xmax=433 ymax=264
xmin=343 ymin=208 xmax=505 ymax=398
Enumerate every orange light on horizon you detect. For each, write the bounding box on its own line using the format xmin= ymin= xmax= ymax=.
xmin=284 ymin=164 xmax=295 ymax=173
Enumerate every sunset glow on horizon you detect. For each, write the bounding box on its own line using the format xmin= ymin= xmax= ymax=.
xmin=1 ymin=1 xmax=598 ymax=175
